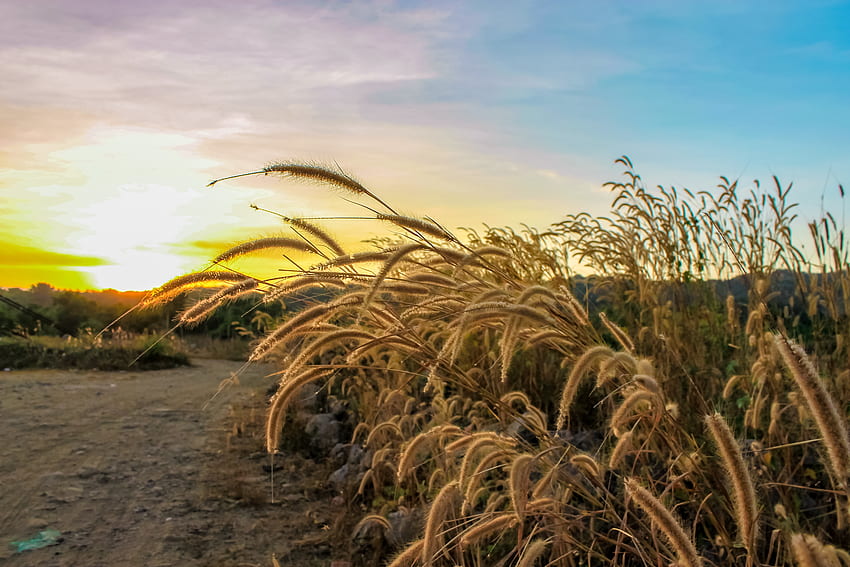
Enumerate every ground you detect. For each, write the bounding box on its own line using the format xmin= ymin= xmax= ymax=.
xmin=0 ymin=359 xmax=346 ymax=567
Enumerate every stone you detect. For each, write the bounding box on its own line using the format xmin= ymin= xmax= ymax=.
xmin=27 ymin=518 xmax=49 ymax=529
xmin=387 ymin=507 xmax=424 ymax=547
xmin=304 ymin=413 xmax=341 ymax=453
xmin=328 ymin=463 xmax=351 ymax=491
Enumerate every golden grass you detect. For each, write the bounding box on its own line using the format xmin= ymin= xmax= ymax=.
xmin=625 ymin=478 xmax=703 ymax=567
xmin=150 ymin=157 xmax=850 ymax=566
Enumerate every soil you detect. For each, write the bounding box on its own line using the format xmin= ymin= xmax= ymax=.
xmin=0 ymin=359 xmax=346 ymax=567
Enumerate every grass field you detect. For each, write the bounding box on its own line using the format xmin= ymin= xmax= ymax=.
xmin=149 ymin=158 xmax=850 ymax=566
xmin=0 ymin=331 xmax=189 ymax=371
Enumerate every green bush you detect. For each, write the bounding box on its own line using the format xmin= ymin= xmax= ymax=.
xmin=0 ymin=336 xmax=189 ymax=370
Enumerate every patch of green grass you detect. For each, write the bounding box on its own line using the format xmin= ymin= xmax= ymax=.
xmin=0 ymin=334 xmax=190 ymax=370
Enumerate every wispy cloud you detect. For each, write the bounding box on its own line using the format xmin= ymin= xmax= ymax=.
xmin=0 ymin=1 xmax=438 ymax=122
xmin=0 ymin=239 xmax=109 ymax=268
xmin=1 ymin=1 xmax=849 ymax=289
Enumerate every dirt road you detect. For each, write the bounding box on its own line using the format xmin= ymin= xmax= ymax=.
xmin=0 ymin=359 xmax=341 ymax=567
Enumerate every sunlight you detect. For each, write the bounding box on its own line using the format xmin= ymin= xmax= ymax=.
xmin=80 ymin=249 xmax=195 ymax=291
xmin=12 ymin=126 xmax=284 ymax=290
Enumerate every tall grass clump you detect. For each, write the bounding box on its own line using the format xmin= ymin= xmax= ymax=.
xmin=151 ymin=157 xmax=850 ymax=565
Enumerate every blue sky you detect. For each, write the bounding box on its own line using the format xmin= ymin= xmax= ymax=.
xmin=1 ymin=0 xmax=848 ymax=289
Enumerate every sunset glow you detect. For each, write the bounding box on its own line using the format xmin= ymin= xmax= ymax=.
xmin=2 ymin=1 xmax=849 ymax=290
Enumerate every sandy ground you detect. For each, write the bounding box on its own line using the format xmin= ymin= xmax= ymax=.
xmin=0 ymin=359 xmax=342 ymax=567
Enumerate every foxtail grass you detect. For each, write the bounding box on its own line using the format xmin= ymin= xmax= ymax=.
xmin=705 ymin=412 xmax=760 ymax=561
xmin=625 ymin=478 xmax=703 ymax=567
xmin=774 ymin=334 xmax=850 ymax=490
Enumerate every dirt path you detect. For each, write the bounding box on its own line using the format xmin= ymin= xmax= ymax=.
xmin=0 ymin=359 xmax=341 ymax=567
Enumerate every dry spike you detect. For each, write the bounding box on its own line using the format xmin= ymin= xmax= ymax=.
xmin=570 ymin=453 xmax=602 ymax=481
xmin=625 ymin=478 xmax=703 ymax=567
xmin=179 ymin=279 xmax=258 ymax=326
xmin=596 ymin=351 xmax=639 ymax=388
xmin=362 ymin=242 xmax=428 ymax=311
xmin=458 ymin=513 xmax=517 ymax=549
xmin=705 ymin=413 xmax=759 ymax=559
xmin=451 ymin=245 xmax=512 ymax=274
xmin=406 ymin=271 xmax=458 ymax=288
xmin=499 ymin=316 xmax=522 ymax=383
xmin=516 ymin=284 xmax=558 ymax=305
xmin=611 ymin=389 xmax=658 ymax=437
xmin=789 ymin=533 xmax=841 ymax=567
xmin=609 ymin=430 xmax=634 ymax=468
xmin=265 ymin=162 xmax=368 ymax=193
xmin=377 ymin=281 xmax=430 ymax=295
xmin=455 ymin=432 xmax=516 ymax=488
xmin=282 ymin=329 xmax=374 ymax=380
xmin=397 ymin=425 xmax=462 ymax=483
xmin=462 ymin=301 xmax=554 ymax=326
xmin=397 ymin=432 xmax=434 ymax=484
xmin=213 ymin=236 xmax=319 ymax=263
xmin=210 ymin=160 xmax=400 ymax=216
xmin=423 ymin=481 xmax=461 ymax=567
xmin=509 ymin=453 xmax=534 ymax=523
xmin=722 ymin=374 xmax=744 ymax=400
xmin=309 ymin=248 xmax=395 ymax=271
xmin=599 ymin=312 xmax=635 ymax=352
xmin=463 ymin=449 xmax=515 ymax=511
xmin=351 ymin=514 xmax=391 ymax=538
xmin=144 ymin=270 xmax=247 ymax=305
xmin=264 ymin=275 xmax=347 ymax=303
xmin=774 ymin=334 xmax=850 ymax=490
xmin=556 ymin=345 xmax=615 ymax=430
xmin=516 ymin=538 xmax=550 ymax=567
xmin=265 ymin=367 xmax=333 ymax=452
xmin=526 ymin=329 xmax=573 ymax=349
xmin=250 ymin=294 xmax=362 ymax=361
xmin=557 ymin=285 xmax=591 ymax=327
xmin=386 ymin=538 xmax=424 ymax=567
xmin=376 ymin=213 xmax=457 ymax=242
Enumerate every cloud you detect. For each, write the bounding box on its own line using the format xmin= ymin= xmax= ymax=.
xmin=3 ymin=0 xmax=846 ymax=291
xmin=0 ymin=1 xmax=439 ymax=128
xmin=1 ymin=267 xmax=95 ymax=291
xmin=0 ymin=239 xmax=110 ymax=268
xmin=0 ymin=105 xmax=96 ymax=188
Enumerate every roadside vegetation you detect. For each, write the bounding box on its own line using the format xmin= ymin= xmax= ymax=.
xmin=0 ymin=281 xmax=291 ymax=369
xmin=147 ymin=157 xmax=850 ymax=565
xmin=0 ymin=331 xmax=190 ymax=371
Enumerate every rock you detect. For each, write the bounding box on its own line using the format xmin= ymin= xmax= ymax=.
xmin=329 ymin=443 xmax=365 ymax=469
xmin=328 ymin=463 xmax=352 ymax=491
xmin=305 ymin=413 xmax=341 ymax=453
xmin=386 ymin=507 xmax=424 ymax=547
xmin=329 ymin=443 xmax=349 ymax=468
xmin=27 ymin=518 xmax=49 ymax=529
xmin=329 ymin=443 xmax=370 ymax=492
xmin=346 ymin=444 xmax=364 ymax=467
xmin=77 ymin=466 xmax=99 ymax=479
xmin=555 ymin=429 xmax=605 ymax=452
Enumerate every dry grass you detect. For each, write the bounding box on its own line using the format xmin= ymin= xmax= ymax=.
xmin=152 ymin=158 xmax=850 ymax=565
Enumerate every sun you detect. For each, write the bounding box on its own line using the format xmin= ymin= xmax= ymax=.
xmin=5 ymin=126 xmax=289 ymax=291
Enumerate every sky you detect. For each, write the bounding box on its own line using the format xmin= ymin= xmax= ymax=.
xmin=1 ymin=0 xmax=849 ymax=290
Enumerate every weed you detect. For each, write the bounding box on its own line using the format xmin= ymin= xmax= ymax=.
xmin=153 ymin=158 xmax=850 ymax=565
